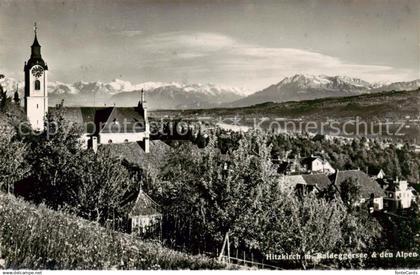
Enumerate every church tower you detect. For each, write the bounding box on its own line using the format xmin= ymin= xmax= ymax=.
xmin=24 ymin=23 xmax=48 ymax=131
xmin=138 ymin=89 xmax=150 ymax=153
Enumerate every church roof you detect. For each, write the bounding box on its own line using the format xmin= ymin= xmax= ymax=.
xmin=302 ymin=174 xmax=331 ymax=191
xmin=100 ymin=107 xmax=146 ymax=134
xmin=280 ymin=174 xmax=332 ymax=191
xmin=50 ymin=106 xmax=146 ymax=135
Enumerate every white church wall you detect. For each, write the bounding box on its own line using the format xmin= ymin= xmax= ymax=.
xmin=26 ymin=68 xmax=48 ymax=131
xmin=26 ymin=97 xmax=46 ymax=130
xmin=99 ymin=132 xmax=147 ymax=144
xmin=79 ymin=134 xmax=90 ymax=149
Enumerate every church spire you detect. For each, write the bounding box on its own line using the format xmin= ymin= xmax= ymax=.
xmin=141 ymin=89 xmax=145 ymax=103
xmin=31 ymin=22 xmax=42 ymax=58
xmin=26 ymin=22 xmax=47 ymax=70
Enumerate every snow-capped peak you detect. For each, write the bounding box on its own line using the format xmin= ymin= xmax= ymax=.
xmin=107 ymin=78 xmax=134 ymax=91
xmin=0 ymin=77 xmax=23 ymax=96
xmin=276 ymin=74 xmax=371 ymax=90
xmin=370 ymin=80 xmax=391 ymax=89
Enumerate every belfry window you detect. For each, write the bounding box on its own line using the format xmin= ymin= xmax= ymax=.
xmin=35 ymin=80 xmax=41 ymax=90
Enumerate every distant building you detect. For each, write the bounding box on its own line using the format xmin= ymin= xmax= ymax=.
xmin=369 ymin=168 xmax=386 ymax=180
xmin=276 ymin=155 xmax=335 ymax=175
xmin=24 ymin=25 xmax=150 ymax=153
xmin=276 ymin=158 xmax=300 ymax=175
xmin=384 ymin=180 xmax=413 ymax=210
xmin=129 ymin=190 xmax=162 ymax=236
xmin=300 ymin=155 xmax=336 ymax=175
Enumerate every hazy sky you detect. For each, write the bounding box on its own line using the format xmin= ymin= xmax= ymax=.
xmin=0 ymin=0 xmax=419 ymax=91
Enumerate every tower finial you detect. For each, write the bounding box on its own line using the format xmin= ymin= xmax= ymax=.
xmin=34 ymin=22 xmax=38 ymax=35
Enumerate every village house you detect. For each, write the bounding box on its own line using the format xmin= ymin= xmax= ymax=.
xmin=276 ymin=154 xmax=336 ymax=176
xmin=331 ymin=170 xmax=386 ymax=212
xmin=300 ymin=155 xmax=336 ymax=175
xmin=384 ymin=179 xmax=414 ymax=210
xmin=278 ymin=174 xmax=331 ymax=194
xmin=279 ymin=167 xmax=417 ymax=214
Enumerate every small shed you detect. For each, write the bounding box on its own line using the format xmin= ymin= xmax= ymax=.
xmin=129 ymin=190 xmax=162 ymax=236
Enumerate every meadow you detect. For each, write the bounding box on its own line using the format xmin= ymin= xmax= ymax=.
xmin=0 ymin=193 xmax=225 ymax=270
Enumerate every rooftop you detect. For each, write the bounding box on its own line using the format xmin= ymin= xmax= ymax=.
xmin=332 ymin=170 xmax=386 ymax=198
xmin=129 ymin=190 xmax=161 ymax=217
xmin=50 ymin=106 xmax=146 ymax=135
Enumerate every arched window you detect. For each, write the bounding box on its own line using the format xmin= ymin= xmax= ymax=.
xmin=35 ymin=80 xmax=41 ymax=90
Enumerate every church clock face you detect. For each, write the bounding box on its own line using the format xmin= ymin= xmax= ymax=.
xmin=31 ymin=65 xmax=44 ymax=78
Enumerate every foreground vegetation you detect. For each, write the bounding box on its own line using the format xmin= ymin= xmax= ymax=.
xmin=0 ymin=81 xmax=418 ymax=269
xmin=0 ymin=193 xmax=225 ymax=270
xmin=144 ymin=133 xmax=419 ymax=269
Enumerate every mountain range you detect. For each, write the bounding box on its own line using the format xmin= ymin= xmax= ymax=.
xmin=0 ymin=78 xmax=248 ymax=109
xmin=0 ymin=74 xmax=419 ymax=109
xmin=228 ymin=74 xmax=420 ymax=107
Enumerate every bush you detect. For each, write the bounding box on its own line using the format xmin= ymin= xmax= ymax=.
xmin=0 ymin=193 xmax=226 ymax=270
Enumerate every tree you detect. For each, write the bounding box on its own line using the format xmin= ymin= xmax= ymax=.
xmin=16 ymin=106 xmax=84 ymax=205
xmin=152 ymin=131 xmax=279 ymax=253
xmin=0 ymin=129 xmax=29 ymax=193
xmin=13 ymin=90 xmax=20 ymax=105
xmin=339 ymin=206 xmax=382 ymax=268
xmin=149 ymin=129 xmax=386 ymax=268
xmin=256 ymin=193 xmax=347 ymax=269
xmin=0 ymin=80 xmax=8 ymax=112
xmin=339 ymin=177 xmax=362 ymax=206
xmin=16 ymin=106 xmax=139 ymax=229
xmin=74 ymin=146 xmax=138 ymax=224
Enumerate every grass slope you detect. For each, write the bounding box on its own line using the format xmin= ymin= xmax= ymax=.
xmin=0 ymin=193 xmax=225 ymax=270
